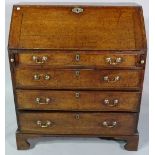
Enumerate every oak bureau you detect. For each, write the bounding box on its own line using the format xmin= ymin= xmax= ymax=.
xmin=8 ymin=4 xmax=147 ymax=151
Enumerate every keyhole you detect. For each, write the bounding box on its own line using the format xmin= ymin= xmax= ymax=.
xmin=75 ymin=114 xmax=80 ymax=120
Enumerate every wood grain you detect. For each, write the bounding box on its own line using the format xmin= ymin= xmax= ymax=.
xmin=8 ymin=5 xmax=147 ymax=50
xmin=8 ymin=5 xmax=147 ymax=151
xmin=19 ymin=112 xmax=138 ymax=135
xmin=15 ymin=68 xmax=143 ymax=90
xmin=16 ymin=90 xmax=141 ymax=112
xmin=17 ymin=52 xmax=139 ymax=68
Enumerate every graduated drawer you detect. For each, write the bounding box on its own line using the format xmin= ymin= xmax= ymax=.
xmin=19 ymin=112 xmax=138 ymax=135
xmin=16 ymin=52 xmax=141 ymax=68
xmin=15 ymin=68 xmax=143 ymax=90
xmin=16 ymin=90 xmax=141 ymax=112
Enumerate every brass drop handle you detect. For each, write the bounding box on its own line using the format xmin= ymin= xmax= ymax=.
xmin=35 ymin=97 xmax=51 ymax=104
xmin=104 ymin=99 xmax=119 ymax=107
xmin=33 ymin=74 xmax=51 ymax=80
xmin=32 ymin=56 xmax=48 ymax=64
xmin=37 ymin=120 xmax=52 ymax=128
xmin=106 ymin=57 xmax=122 ymax=65
xmin=102 ymin=121 xmax=117 ymax=128
xmin=103 ymin=76 xmax=120 ymax=82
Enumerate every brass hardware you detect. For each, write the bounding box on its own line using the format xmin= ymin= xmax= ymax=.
xmin=114 ymin=99 xmax=119 ymax=104
xmin=35 ymin=97 xmax=50 ymax=104
xmin=102 ymin=121 xmax=117 ymax=128
xmin=17 ymin=7 xmax=20 ymax=10
xmin=44 ymin=74 xmax=50 ymax=80
xmin=10 ymin=58 xmax=14 ymax=62
xmin=75 ymin=114 xmax=80 ymax=120
xmin=103 ymin=76 xmax=120 ymax=82
xmin=104 ymin=99 xmax=109 ymax=104
xmin=37 ymin=120 xmax=52 ymax=128
xmin=140 ymin=60 xmax=145 ymax=64
xmin=34 ymin=74 xmax=40 ymax=80
xmin=75 ymin=54 xmax=80 ymax=61
xmin=32 ymin=56 xmax=48 ymax=64
xmin=46 ymin=98 xmax=51 ymax=103
xmin=75 ymin=92 xmax=80 ymax=98
xmin=104 ymin=99 xmax=119 ymax=107
xmin=75 ymin=70 xmax=80 ymax=76
xmin=72 ymin=7 xmax=83 ymax=14
xmin=106 ymin=57 xmax=122 ymax=65
xmin=33 ymin=74 xmax=50 ymax=80
xmin=33 ymin=74 xmax=51 ymax=80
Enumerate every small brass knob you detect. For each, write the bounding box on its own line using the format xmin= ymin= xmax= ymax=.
xmin=10 ymin=58 xmax=14 ymax=62
xmin=141 ymin=60 xmax=145 ymax=64
xmin=16 ymin=7 xmax=20 ymax=10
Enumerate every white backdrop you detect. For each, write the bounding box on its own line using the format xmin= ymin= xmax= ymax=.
xmin=5 ymin=1 xmax=149 ymax=155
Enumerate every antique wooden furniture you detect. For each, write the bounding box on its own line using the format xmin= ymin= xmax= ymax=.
xmin=8 ymin=5 xmax=147 ymax=151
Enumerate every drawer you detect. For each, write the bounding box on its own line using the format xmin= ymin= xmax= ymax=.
xmin=16 ymin=90 xmax=141 ymax=112
xmin=19 ymin=112 xmax=138 ymax=135
xmin=15 ymin=69 xmax=142 ymax=90
xmin=17 ymin=52 xmax=139 ymax=68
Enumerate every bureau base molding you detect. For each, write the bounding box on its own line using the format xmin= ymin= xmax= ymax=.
xmin=16 ymin=130 xmax=139 ymax=151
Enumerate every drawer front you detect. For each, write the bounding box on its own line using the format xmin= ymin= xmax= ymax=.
xmin=16 ymin=90 xmax=141 ymax=112
xmin=17 ymin=52 xmax=138 ymax=68
xmin=15 ymin=69 xmax=142 ymax=89
xmin=19 ymin=112 xmax=137 ymax=135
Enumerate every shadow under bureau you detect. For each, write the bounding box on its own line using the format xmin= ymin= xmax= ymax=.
xmin=8 ymin=4 xmax=147 ymax=151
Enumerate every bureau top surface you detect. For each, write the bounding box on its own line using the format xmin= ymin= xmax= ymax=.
xmin=8 ymin=5 xmax=147 ymax=51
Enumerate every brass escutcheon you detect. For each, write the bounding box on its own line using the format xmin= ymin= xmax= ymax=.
xmin=72 ymin=7 xmax=83 ymax=14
